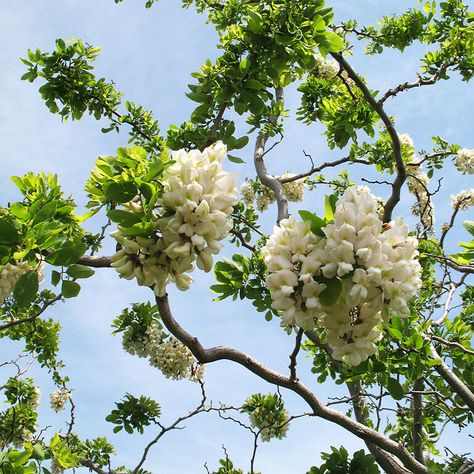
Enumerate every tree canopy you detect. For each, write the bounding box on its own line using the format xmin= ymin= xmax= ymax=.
xmin=1 ymin=1 xmax=474 ymax=473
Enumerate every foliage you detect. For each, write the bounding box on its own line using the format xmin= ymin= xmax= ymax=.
xmin=1 ymin=0 xmax=473 ymax=472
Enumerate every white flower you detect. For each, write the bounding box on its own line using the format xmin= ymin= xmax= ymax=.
xmin=240 ymin=181 xmax=255 ymax=206
xmin=263 ymin=186 xmax=422 ymax=366
xmin=281 ymin=173 xmax=306 ymax=202
xmin=256 ymin=186 xmax=275 ymax=212
xmin=50 ymin=388 xmax=71 ymax=412
xmin=455 ymin=148 xmax=474 ymax=174
xmin=406 ymin=165 xmax=435 ymax=229
xmin=110 ymin=142 xmax=238 ymax=296
xmin=451 ymin=189 xmax=474 ymax=210
xmin=314 ymin=53 xmax=339 ymax=79
xmin=149 ymin=338 xmax=204 ymax=380
xmin=398 ymin=133 xmax=414 ymax=149
xmin=0 ymin=261 xmax=45 ymax=306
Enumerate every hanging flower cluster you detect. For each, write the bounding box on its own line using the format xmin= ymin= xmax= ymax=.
xmin=451 ymin=189 xmax=474 ymax=210
xmin=313 ymin=53 xmax=340 ymax=79
xmin=241 ymin=174 xmax=307 ymax=212
xmin=122 ymin=321 xmax=204 ymax=381
xmin=455 ymin=148 xmax=474 ymax=174
xmin=50 ymin=388 xmax=71 ymax=412
xmin=263 ymin=186 xmax=422 ymax=366
xmin=242 ymin=393 xmax=290 ymax=442
xmin=111 ymin=143 xmax=238 ymax=296
xmin=0 ymin=261 xmax=45 ymax=306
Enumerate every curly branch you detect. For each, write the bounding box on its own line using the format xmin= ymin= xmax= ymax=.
xmin=155 ymin=294 xmax=431 ymax=474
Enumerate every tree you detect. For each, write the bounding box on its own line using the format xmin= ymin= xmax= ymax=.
xmin=1 ymin=0 xmax=474 ymax=473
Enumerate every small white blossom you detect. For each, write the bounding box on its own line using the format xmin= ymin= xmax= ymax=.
xmin=406 ymin=165 xmax=435 ymax=229
xmin=314 ymin=52 xmax=339 ymax=79
xmin=240 ymin=181 xmax=255 ymax=206
xmin=50 ymin=388 xmax=71 ymax=412
xmin=256 ymin=186 xmax=275 ymax=212
xmin=281 ymin=173 xmax=306 ymax=202
xmin=0 ymin=261 xmax=45 ymax=306
xmin=455 ymin=148 xmax=474 ymax=174
xmin=451 ymin=189 xmax=474 ymax=210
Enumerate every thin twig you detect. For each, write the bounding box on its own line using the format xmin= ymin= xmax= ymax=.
xmin=0 ymin=295 xmax=62 ymax=331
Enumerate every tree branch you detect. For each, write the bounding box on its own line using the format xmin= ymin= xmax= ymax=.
xmin=378 ymin=61 xmax=455 ymax=104
xmin=412 ymin=379 xmax=426 ymax=465
xmin=330 ymin=53 xmax=405 ymax=223
xmin=155 ymin=294 xmax=431 ymax=474
xmin=431 ymin=345 xmax=474 ymax=413
xmin=0 ymin=295 xmax=62 ymax=331
xmin=253 ymin=87 xmax=288 ymax=223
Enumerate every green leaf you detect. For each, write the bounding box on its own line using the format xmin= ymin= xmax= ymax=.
xmin=107 ymin=209 xmax=142 ymax=227
xmin=0 ymin=217 xmax=21 ymax=244
xmin=247 ymin=10 xmax=263 ymax=34
xmin=464 ymin=220 xmax=474 ymax=237
xmin=319 ymin=277 xmax=342 ymax=306
xmin=62 ymin=280 xmax=81 ymax=298
xmin=51 ymin=270 xmax=61 ymax=286
xmin=66 ymin=264 xmax=95 ymax=279
xmin=387 ymin=377 xmax=404 ymax=400
xmin=32 ymin=201 xmax=57 ymax=225
xmin=387 ymin=327 xmax=402 ymax=341
xmin=298 ymin=210 xmax=325 ymax=236
xmin=104 ymin=181 xmax=137 ymax=204
xmin=228 ymin=155 xmax=245 ymax=164
xmin=10 ymin=202 xmax=30 ymax=220
xmin=11 ymin=450 xmax=32 ymax=467
xmin=32 ymin=444 xmax=45 ymax=461
xmin=239 ymin=58 xmax=250 ymax=75
xmin=323 ymin=32 xmax=344 ymax=52
xmin=324 ymin=194 xmax=337 ymax=222
xmin=46 ymin=241 xmax=87 ymax=266
xmin=13 ymin=270 xmax=39 ymax=307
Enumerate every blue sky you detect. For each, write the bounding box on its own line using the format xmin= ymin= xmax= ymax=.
xmin=1 ymin=1 xmax=473 ymax=472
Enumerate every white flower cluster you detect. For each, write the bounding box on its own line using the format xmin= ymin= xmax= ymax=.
xmin=0 ymin=261 xmax=45 ymax=305
xmin=455 ymin=148 xmax=474 ymax=174
xmin=240 ymin=181 xmax=255 ymax=207
xmin=242 ymin=175 xmax=306 ymax=212
xmin=250 ymin=409 xmax=290 ymax=442
xmin=406 ymin=164 xmax=435 ymax=230
xmin=256 ymin=185 xmax=275 ymax=212
xmin=49 ymin=388 xmax=71 ymax=412
xmin=451 ymin=189 xmax=474 ymax=210
xmin=398 ymin=133 xmax=415 ymax=149
xmin=111 ymin=143 xmax=238 ymax=296
xmin=263 ymin=186 xmax=422 ymax=366
xmin=281 ymin=173 xmax=306 ymax=202
xmin=314 ymin=52 xmax=340 ymax=79
xmin=122 ymin=322 xmax=204 ymax=381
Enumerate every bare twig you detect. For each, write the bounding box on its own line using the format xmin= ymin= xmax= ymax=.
xmin=431 ymin=335 xmax=474 ymax=357
xmin=378 ymin=61 xmax=455 ymax=104
xmin=230 ymin=229 xmax=256 ymax=252
xmin=278 ymin=155 xmax=370 ymax=184
xmin=132 ymin=381 xmax=207 ymax=473
xmin=253 ymin=87 xmax=288 ymax=224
